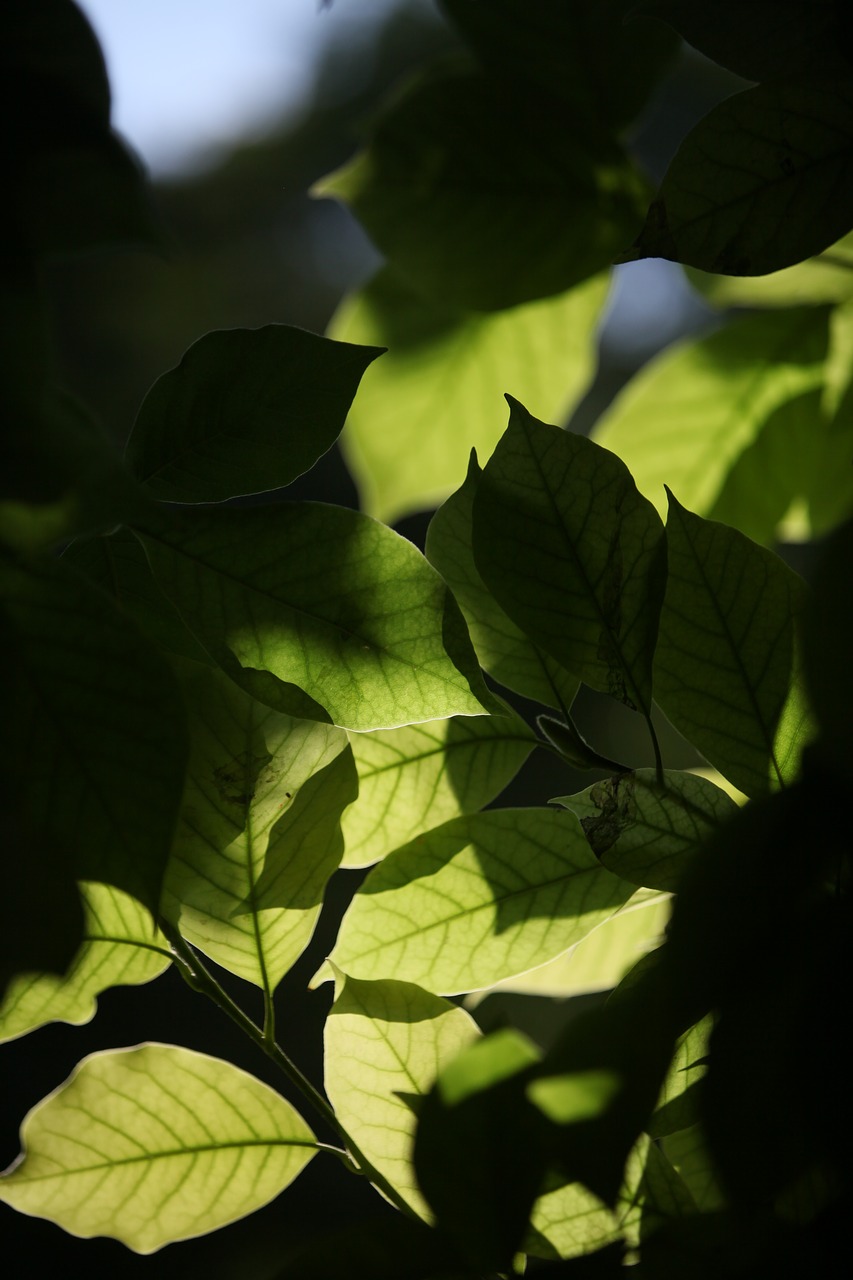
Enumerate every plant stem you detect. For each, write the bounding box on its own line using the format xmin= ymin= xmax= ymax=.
xmin=646 ymin=712 xmax=665 ymax=787
xmin=161 ymin=921 xmax=423 ymax=1223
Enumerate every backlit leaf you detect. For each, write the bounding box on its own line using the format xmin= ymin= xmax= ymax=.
xmin=340 ymin=701 xmax=536 ymax=868
xmin=126 ymin=326 xmax=381 ymax=503
xmin=332 ymin=268 xmax=607 ymax=523
xmin=0 ymin=1043 xmax=315 ymax=1252
xmin=687 ymin=231 xmax=853 ymax=309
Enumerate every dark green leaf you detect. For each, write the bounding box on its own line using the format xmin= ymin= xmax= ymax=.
xmin=655 ymin=494 xmax=811 ymax=797
xmin=802 ymin=516 xmax=853 ymax=775
xmin=126 ymin=326 xmax=382 ymax=503
xmin=628 ymin=78 xmax=853 ymax=276
xmin=473 ymin=399 xmax=667 ymax=715
xmin=320 ymin=66 xmax=649 ymax=310
xmin=2 ymin=0 xmax=110 ymax=126
xmin=687 ymin=231 xmax=853 ymax=309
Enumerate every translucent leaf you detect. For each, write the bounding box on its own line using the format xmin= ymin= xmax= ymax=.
xmin=340 ymin=702 xmax=535 ymax=868
xmin=324 ymin=972 xmax=479 ymax=1215
xmin=649 ymin=1015 xmax=713 ymax=1139
xmin=655 ymin=495 xmax=812 ymax=797
xmin=557 ymin=768 xmax=738 ymax=893
xmin=0 ymin=1043 xmax=315 ymax=1252
xmin=0 ymin=883 xmax=171 ymax=1044
xmin=426 ymin=454 xmax=580 ymax=710
xmin=593 ymin=308 xmax=828 ymax=518
xmin=319 ymin=68 xmax=648 ymax=311
xmin=162 ymin=662 xmax=356 ymax=989
xmin=472 ymin=400 xmax=666 ymax=714
xmin=687 ymin=231 xmax=853 ymax=309
xmin=322 ymin=808 xmax=635 ymax=995
xmin=138 ymin=501 xmax=497 ymax=731
xmin=660 ymin=1124 xmax=726 ymax=1211
xmin=0 ymin=553 xmax=188 ymax=913
xmin=628 ymin=78 xmax=853 ymax=276
xmin=332 ymin=268 xmax=607 ymax=523
xmin=126 ymin=326 xmax=382 ymax=504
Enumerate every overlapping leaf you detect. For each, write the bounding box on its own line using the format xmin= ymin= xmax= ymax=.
xmin=687 ymin=231 xmax=853 ymax=310
xmin=137 ymin=501 xmax=496 ymax=731
xmin=0 ymin=884 xmax=171 ymax=1044
xmin=656 ymin=495 xmax=811 ymax=797
xmin=660 ymin=1124 xmax=726 ymax=1211
xmin=558 ymin=769 xmax=738 ymax=893
xmin=323 ymin=972 xmax=479 ymax=1215
xmin=331 ymin=268 xmax=607 ymax=522
xmin=0 ymin=1044 xmax=316 ymax=1252
xmin=628 ymin=77 xmax=853 ymax=276
xmin=472 ymin=400 xmax=666 ymax=714
xmin=162 ymin=661 xmax=355 ymax=989
xmin=594 ymin=308 xmax=828 ymax=519
xmin=426 ymin=454 xmax=580 ymax=709
xmin=340 ymin=702 xmax=535 ymax=868
xmin=319 ymin=67 xmax=648 ymax=311
xmin=322 ymin=808 xmax=635 ymax=995
xmin=649 ymin=1016 xmax=713 ymax=1139
xmin=0 ymin=552 xmax=188 ymax=913
xmin=126 ymin=326 xmax=382 ymax=503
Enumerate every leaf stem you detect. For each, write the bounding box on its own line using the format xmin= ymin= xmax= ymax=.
xmin=647 ymin=712 xmax=665 ymax=788
xmin=161 ymin=920 xmax=423 ymax=1223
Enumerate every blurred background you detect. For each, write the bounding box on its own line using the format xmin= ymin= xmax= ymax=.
xmin=2 ymin=3 xmax=743 ymax=1273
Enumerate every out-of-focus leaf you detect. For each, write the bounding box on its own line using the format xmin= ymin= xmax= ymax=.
xmin=138 ymin=501 xmax=497 ymax=731
xmin=319 ymin=67 xmax=648 ymax=311
xmin=2 ymin=0 xmax=110 ymax=125
xmin=687 ymin=232 xmax=853 ymax=309
xmin=802 ymin=516 xmax=853 ymax=775
xmin=340 ymin=701 xmax=536 ymax=868
xmin=593 ymin=308 xmax=828 ymax=519
xmin=0 ymin=1044 xmax=316 ymax=1252
xmin=0 ymin=884 xmax=171 ymax=1044
xmin=655 ymin=495 xmax=811 ymax=797
xmin=126 ymin=326 xmax=382 ymax=503
xmin=627 ymin=78 xmax=853 ymax=276
xmin=426 ymin=454 xmax=581 ymax=710
xmin=473 ymin=400 xmax=666 ymax=715
xmin=323 ymin=972 xmax=479 ymax=1214
xmin=322 ymin=808 xmax=635 ymax=995
xmin=332 ymin=268 xmax=607 ymax=523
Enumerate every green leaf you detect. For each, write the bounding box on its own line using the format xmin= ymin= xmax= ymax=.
xmin=0 ymin=1043 xmax=316 ymax=1252
xmin=528 ymin=1160 xmax=643 ymax=1260
xmin=593 ymin=308 xmax=828 ymax=519
xmin=0 ymin=883 xmax=171 ymax=1044
xmin=331 ymin=268 xmax=608 ymax=523
xmin=426 ymin=453 xmax=580 ymax=710
xmin=655 ymin=494 xmax=811 ymax=797
xmin=627 ymin=78 xmax=853 ymax=276
xmin=472 ymin=400 xmax=666 ymax=714
xmin=162 ymin=662 xmax=355 ymax=989
xmin=802 ymin=516 xmax=853 ymax=775
xmin=648 ymin=1015 xmax=713 ymax=1139
xmin=319 ymin=67 xmax=648 ymax=311
xmin=126 ymin=326 xmax=382 ymax=503
xmin=660 ymin=1124 xmax=726 ymax=1211
xmin=2 ymin=0 xmax=111 ymax=126
xmin=340 ymin=702 xmax=535 ymax=868
xmin=0 ymin=552 xmax=189 ymax=912
xmin=323 ymin=971 xmax=479 ymax=1215
xmin=687 ymin=231 xmax=853 ymax=309
xmin=557 ymin=769 xmax=738 ymax=893
xmin=138 ymin=501 xmax=497 ymax=731
xmin=440 ymin=0 xmax=678 ymax=134
xmin=323 ymin=808 xmax=636 ymax=995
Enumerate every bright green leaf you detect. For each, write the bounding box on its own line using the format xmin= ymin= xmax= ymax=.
xmin=627 ymin=78 xmax=853 ymax=276
xmin=319 ymin=67 xmax=648 ymax=311
xmin=473 ymin=400 xmax=666 ymax=714
xmin=426 ymin=453 xmax=580 ymax=710
xmin=323 ymin=808 xmax=636 ymax=995
xmin=649 ymin=1015 xmax=713 ymax=1139
xmin=331 ymin=268 xmax=608 ymax=523
xmin=0 ymin=884 xmax=171 ymax=1044
xmin=593 ymin=308 xmax=828 ymax=519
xmin=655 ymin=495 xmax=812 ymax=797
xmin=126 ymin=326 xmax=382 ymax=504
xmin=438 ymin=1027 xmax=540 ymax=1107
xmin=138 ymin=501 xmax=497 ymax=731
xmin=324 ymin=972 xmax=479 ymax=1215
xmin=660 ymin=1124 xmax=726 ymax=1211
xmin=0 ymin=1043 xmax=316 ymax=1252
xmin=528 ymin=1070 xmax=623 ymax=1125
xmin=687 ymin=231 xmax=853 ymax=309
xmin=162 ymin=661 xmax=355 ymax=990
xmin=557 ymin=768 xmax=738 ymax=893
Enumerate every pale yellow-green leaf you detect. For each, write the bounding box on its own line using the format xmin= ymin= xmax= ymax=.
xmin=162 ymin=661 xmax=355 ymax=990
xmin=661 ymin=1124 xmax=726 ymax=1211
xmin=340 ymin=703 xmax=536 ymax=868
xmin=324 ymin=972 xmax=479 ymax=1215
xmin=331 ymin=268 xmax=608 ymax=522
xmin=0 ymin=1043 xmax=315 ymax=1252
xmin=0 ymin=883 xmax=171 ymax=1044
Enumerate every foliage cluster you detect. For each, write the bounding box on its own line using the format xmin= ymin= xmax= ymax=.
xmin=1 ymin=1 xmax=851 ymax=1276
